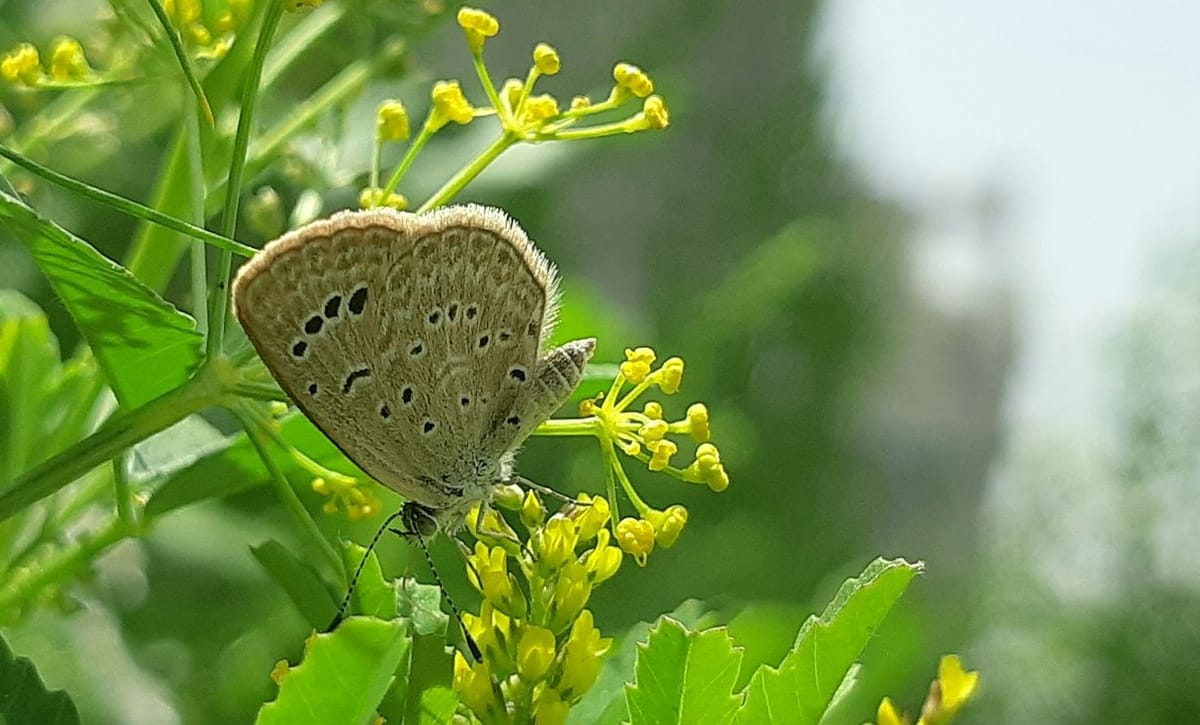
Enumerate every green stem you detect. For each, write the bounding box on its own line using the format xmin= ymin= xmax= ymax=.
xmin=237 ymin=405 xmax=342 ymax=581
xmin=146 ymin=0 xmax=215 ymax=126
xmin=471 ymin=51 xmax=509 ymax=126
xmin=0 ymin=514 xmax=135 ymax=620
xmin=533 ymin=418 xmax=600 ymax=436
xmin=0 ymin=144 xmax=254 ymax=257
xmin=417 ymin=132 xmax=515 ymax=213
xmin=381 ymin=118 xmax=437 ymax=201
xmin=0 ymin=369 xmax=226 ymax=523
xmin=207 ymin=0 xmax=284 ymax=358
xmin=113 ymin=454 xmax=137 ymax=529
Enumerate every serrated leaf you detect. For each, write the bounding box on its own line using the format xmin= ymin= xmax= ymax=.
xmin=738 ymin=558 xmax=922 ymax=725
xmin=0 ymin=189 xmax=202 ymax=409
xmin=146 ymin=411 xmax=363 ymax=517
xmin=395 ymin=577 xmax=449 ymax=637
xmin=625 ymin=617 xmax=743 ymax=725
xmin=571 ymin=599 xmax=715 ymax=725
xmin=251 ymin=539 xmax=338 ymax=629
xmin=341 ymin=542 xmax=397 ymax=621
xmin=256 ymin=616 xmax=409 ymax=725
xmin=0 ymin=633 xmax=81 ymax=725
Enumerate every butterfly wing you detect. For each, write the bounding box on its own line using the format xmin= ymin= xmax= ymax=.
xmin=232 ymin=205 xmax=559 ymax=507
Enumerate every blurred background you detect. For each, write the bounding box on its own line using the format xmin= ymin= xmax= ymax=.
xmin=3 ymin=0 xmax=1199 ymax=722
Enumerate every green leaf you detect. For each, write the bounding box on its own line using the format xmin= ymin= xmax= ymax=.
xmin=256 ymin=616 xmax=410 ymax=725
xmin=0 ymin=633 xmax=81 ymax=725
xmin=738 ymin=557 xmax=923 ymax=725
xmin=395 ymin=577 xmax=449 ymax=637
xmin=125 ymin=414 xmax=231 ymax=483
xmin=146 ymin=411 xmax=362 ymax=517
xmin=0 ymin=189 xmax=202 ymax=409
xmin=625 ymin=617 xmax=744 ymax=725
xmin=0 ymin=291 xmax=65 ymax=484
xmin=572 ymin=599 xmax=715 ymax=725
xmin=341 ymin=542 xmax=397 ymax=621
xmin=251 ymin=539 xmax=338 ymax=630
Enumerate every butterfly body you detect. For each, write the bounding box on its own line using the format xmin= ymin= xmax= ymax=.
xmin=232 ymin=204 xmax=594 ymax=529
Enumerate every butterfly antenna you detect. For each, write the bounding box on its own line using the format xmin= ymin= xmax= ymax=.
xmin=326 ymin=508 xmax=406 ymax=632
xmin=513 ymin=475 xmax=592 ymax=507
xmin=390 ymin=512 xmax=483 ymax=661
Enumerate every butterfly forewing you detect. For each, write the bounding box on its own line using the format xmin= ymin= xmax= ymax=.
xmin=232 ymin=205 xmax=559 ymax=506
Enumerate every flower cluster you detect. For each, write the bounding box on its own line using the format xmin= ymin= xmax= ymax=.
xmin=1 ymin=39 xmax=92 ymax=88
xmin=452 ymin=486 xmax=634 ymax=724
xmin=363 ymin=5 xmax=671 ymax=214
xmin=874 ymin=655 xmax=980 ymax=725
xmin=537 ymin=347 xmax=730 ymax=565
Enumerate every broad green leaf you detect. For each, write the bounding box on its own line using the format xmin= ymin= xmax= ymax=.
xmin=571 ymin=599 xmax=715 ymax=725
xmin=125 ymin=414 xmax=231 ymax=483
xmin=0 ymin=633 xmax=81 ymax=725
xmin=256 ymin=616 xmax=409 ymax=725
xmin=0 ymin=189 xmax=202 ymax=409
xmin=0 ymin=291 xmax=63 ymax=484
xmin=146 ymin=411 xmax=363 ymax=517
xmin=625 ymin=617 xmax=743 ymax=725
xmin=738 ymin=558 xmax=922 ymax=725
xmin=251 ymin=539 xmax=338 ymax=629
xmin=341 ymin=542 xmax=397 ymax=621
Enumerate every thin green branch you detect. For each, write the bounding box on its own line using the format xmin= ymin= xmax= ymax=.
xmin=417 ymin=132 xmax=515 ymax=213
xmin=206 ymin=0 xmax=285 ymax=358
xmin=145 ymin=0 xmax=215 ymax=126
xmin=0 ymin=144 xmax=255 ymax=257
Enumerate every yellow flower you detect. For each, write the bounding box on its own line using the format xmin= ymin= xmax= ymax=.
xmin=49 ymin=38 xmax=90 ymax=81
xmin=531 ymin=514 xmax=580 ymax=571
xmin=431 ymin=80 xmax=474 ymax=127
xmin=639 ymin=419 xmax=669 ymax=445
xmin=376 ymin=99 xmax=410 ymax=141
xmin=533 ymin=685 xmax=570 ymax=725
xmin=549 ymin=561 xmax=591 ymax=631
xmin=581 ymin=529 xmax=622 ymax=584
xmin=457 ymin=6 xmax=499 ymax=53
xmin=642 ymin=401 xmax=663 ymax=420
xmin=656 ymin=357 xmax=684 ymax=394
xmin=613 ymin=62 xmax=654 ymax=98
xmin=645 ymin=505 xmax=688 ymax=548
xmin=467 ymin=541 xmax=527 ymax=617
xmin=648 ymin=439 xmax=677 ymax=471
xmin=686 ymin=403 xmax=711 ymax=442
xmin=620 ymin=346 xmax=656 ymax=383
xmin=685 ymin=442 xmax=730 ymax=492
xmin=516 ymin=625 xmax=557 ymax=682
xmin=462 ymin=601 xmax=514 ymax=669
xmin=523 ymin=93 xmax=561 ymax=124
xmin=533 ymin=43 xmax=561 ymax=75
xmin=934 ymin=655 xmax=979 ymax=718
xmin=556 ymin=610 xmax=611 ymax=700
xmin=570 ymin=494 xmax=611 ymax=541
xmin=570 ymin=95 xmax=591 ymax=111
xmin=615 ymin=517 xmax=655 ymax=566
xmin=877 ymin=697 xmax=910 ymax=725
xmin=454 ymin=651 xmax=504 ymax=720
xmin=1 ymin=43 xmax=42 ymax=87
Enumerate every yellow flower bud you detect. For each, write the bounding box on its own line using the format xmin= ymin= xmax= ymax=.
xmin=933 ymin=655 xmax=980 ymax=717
xmin=493 ymin=482 xmax=525 ymax=510
xmin=615 ymin=517 xmax=654 ymax=566
xmin=643 ymin=401 xmax=664 ymax=419
xmin=570 ymin=95 xmax=591 ymax=111
xmin=550 ymin=562 xmax=591 ymax=631
xmin=523 ymin=93 xmax=560 ymax=124
xmin=531 ymin=515 xmax=579 ymax=571
xmin=648 ymin=439 xmax=677 ymax=471
xmin=876 ymin=697 xmax=908 ymax=725
xmin=2 ymin=43 xmax=43 ymax=87
xmin=431 ymin=80 xmax=474 ymax=126
xmin=639 ymin=418 xmax=669 ymax=444
xmin=49 ymin=38 xmax=90 ymax=81
xmin=184 ymin=22 xmax=212 ymax=46
xmin=686 ymin=402 xmax=711 ymax=442
xmin=533 ymin=43 xmax=561 ymax=75
xmin=557 ymin=610 xmax=611 ymax=699
xmin=620 ymin=346 xmax=656 ymax=383
xmin=376 ymin=99 xmax=410 ymax=141
xmin=515 ymin=625 xmax=557 ymax=682
xmin=642 ymin=95 xmax=670 ymax=130
xmin=645 ymin=505 xmax=688 ymax=547
xmin=582 ymin=529 xmax=622 ymax=584
xmin=533 ymin=687 xmax=570 ymax=725
xmin=358 ymin=187 xmax=408 ymax=210
xmin=657 ymin=357 xmax=684 ymax=394
xmin=457 ymin=6 xmax=499 ymax=53
xmin=501 ymin=77 xmax=524 ymax=111
xmin=619 ymin=438 xmax=642 ymax=456
xmin=613 ymin=62 xmax=654 ymax=98
xmin=521 ymin=489 xmax=546 ymax=528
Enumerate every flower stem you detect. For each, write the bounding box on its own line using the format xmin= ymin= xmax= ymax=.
xmin=417 ymin=132 xmax=516 ymax=212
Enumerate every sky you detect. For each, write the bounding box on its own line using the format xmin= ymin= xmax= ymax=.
xmin=818 ymin=1 xmax=1200 ymax=437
